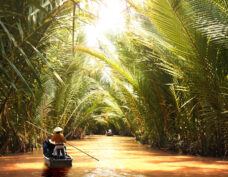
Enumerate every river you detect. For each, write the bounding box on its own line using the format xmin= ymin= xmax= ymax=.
xmin=0 ymin=135 xmax=227 ymax=177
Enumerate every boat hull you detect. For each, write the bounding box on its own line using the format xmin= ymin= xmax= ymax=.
xmin=44 ymin=155 xmax=73 ymax=168
xmin=106 ymin=133 xmax=113 ymax=136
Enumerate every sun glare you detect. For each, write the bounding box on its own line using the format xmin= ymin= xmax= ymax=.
xmin=83 ymin=0 xmax=127 ymax=83
xmin=84 ymin=0 xmax=127 ymax=48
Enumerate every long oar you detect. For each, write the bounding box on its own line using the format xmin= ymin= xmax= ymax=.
xmin=26 ymin=121 xmax=99 ymax=161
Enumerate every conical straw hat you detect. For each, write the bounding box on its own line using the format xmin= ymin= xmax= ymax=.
xmin=54 ymin=127 xmax=63 ymax=132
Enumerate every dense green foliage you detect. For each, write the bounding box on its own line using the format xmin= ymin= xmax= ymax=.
xmin=0 ymin=0 xmax=227 ymax=157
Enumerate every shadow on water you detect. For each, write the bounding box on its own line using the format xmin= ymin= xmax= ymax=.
xmin=41 ymin=164 xmax=71 ymax=177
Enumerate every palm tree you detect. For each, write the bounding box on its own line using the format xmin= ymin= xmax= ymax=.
xmin=123 ymin=0 xmax=228 ymax=156
xmin=0 ymin=0 xmax=81 ymax=153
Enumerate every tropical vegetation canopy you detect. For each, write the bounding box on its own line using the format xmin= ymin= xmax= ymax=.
xmin=0 ymin=0 xmax=227 ymax=157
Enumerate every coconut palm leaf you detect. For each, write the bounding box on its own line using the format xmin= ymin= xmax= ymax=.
xmin=26 ymin=41 xmax=64 ymax=84
xmin=73 ymin=45 xmax=139 ymax=89
xmin=188 ymin=0 xmax=228 ymax=48
xmin=0 ymin=64 xmax=17 ymax=91
xmin=2 ymin=55 xmax=33 ymax=93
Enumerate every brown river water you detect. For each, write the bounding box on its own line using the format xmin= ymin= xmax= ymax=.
xmin=0 ymin=135 xmax=228 ymax=177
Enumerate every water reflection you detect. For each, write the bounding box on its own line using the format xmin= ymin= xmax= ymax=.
xmin=41 ymin=164 xmax=71 ymax=177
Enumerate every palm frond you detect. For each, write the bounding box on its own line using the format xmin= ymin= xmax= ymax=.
xmin=188 ymin=0 xmax=228 ymax=48
xmin=73 ymin=45 xmax=139 ymax=89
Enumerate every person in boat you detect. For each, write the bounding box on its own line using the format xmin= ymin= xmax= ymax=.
xmin=43 ymin=138 xmax=55 ymax=157
xmin=51 ymin=127 xmax=67 ymax=158
xmin=107 ymin=129 xmax=113 ymax=136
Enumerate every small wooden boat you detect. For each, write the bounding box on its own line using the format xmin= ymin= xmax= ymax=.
xmin=43 ymin=139 xmax=73 ymax=168
xmin=44 ymin=154 xmax=73 ymax=168
xmin=106 ymin=129 xmax=113 ymax=136
xmin=106 ymin=132 xmax=113 ymax=136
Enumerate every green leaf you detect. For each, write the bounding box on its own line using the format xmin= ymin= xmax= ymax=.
xmin=2 ymin=56 xmax=33 ymax=94
xmin=26 ymin=41 xmax=64 ymax=85
xmin=0 ymin=20 xmax=42 ymax=87
xmin=0 ymin=64 xmax=18 ymax=91
xmin=16 ymin=22 xmax=24 ymax=41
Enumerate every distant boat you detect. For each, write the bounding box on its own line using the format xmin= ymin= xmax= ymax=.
xmin=43 ymin=139 xmax=73 ymax=168
xmin=106 ymin=129 xmax=113 ymax=136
